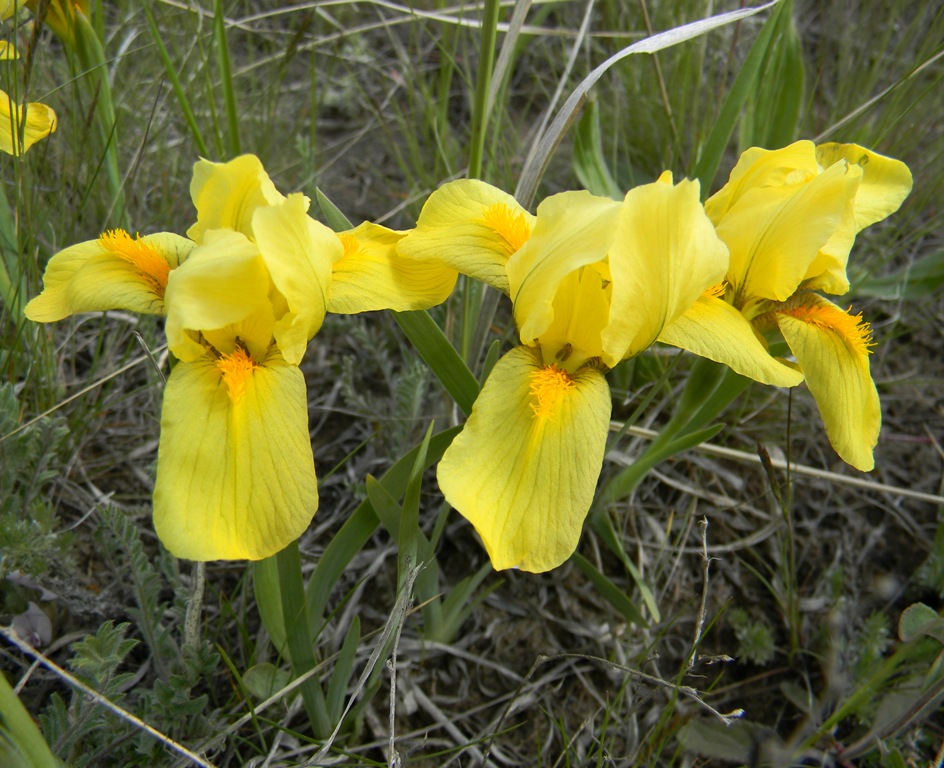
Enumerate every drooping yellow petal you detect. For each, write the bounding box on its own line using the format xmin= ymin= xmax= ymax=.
xmin=717 ymin=159 xmax=859 ymax=312
xmin=328 ymin=222 xmax=458 ymax=314
xmin=601 ymin=174 xmax=728 ymax=366
xmin=251 ymin=193 xmax=340 ymax=364
xmin=509 ymin=191 xmax=621 ymax=348
xmin=659 ymin=292 xmax=804 ymax=387
xmin=803 ymin=143 xmax=914 ymax=295
xmin=0 ymin=91 xmax=57 ymax=156
xmin=775 ymin=294 xmax=880 ymax=471
xmin=25 ymin=231 xmax=194 ymax=322
xmin=705 ymin=141 xmax=821 ymax=225
xmin=396 ymin=179 xmax=535 ymax=294
xmin=153 ymin=351 xmax=318 ymax=561
xmin=187 ymin=154 xmax=285 ymax=244
xmin=0 ymin=41 xmax=17 ymax=59
xmin=437 ymin=346 xmax=611 ymax=572
xmin=163 ymin=230 xmax=271 ymax=362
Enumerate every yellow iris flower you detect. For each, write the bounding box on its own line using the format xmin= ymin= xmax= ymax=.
xmin=661 ymin=141 xmax=912 ymax=471
xmin=399 ymin=174 xmax=784 ymax=572
xmin=24 ymin=0 xmax=89 ymax=46
xmin=27 ymin=154 xmax=456 ymax=561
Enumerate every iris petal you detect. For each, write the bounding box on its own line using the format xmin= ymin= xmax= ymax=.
xmin=25 ymin=232 xmax=194 ymax=322
xmin=776 ymin=294 xmax=880 ymax=471
xmin=328 ymin=222 xmax=457 ymax=314
xmin=397 ymin=179 xmax=535 ymax=294
xmin=153 ymin=353 xmax=318 ymax=560
xmin=602 ymin=175 xmax=728 ymax=366
xmin=437 ymin=346 xmax=611 ymax=573
xmin=659 ymin=294 xmax=804 ymax=387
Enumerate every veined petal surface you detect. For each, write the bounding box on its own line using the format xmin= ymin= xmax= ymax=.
xmin=187 ymin=154 xmax=285 ymax=243
xmin=437 ymin=346 xmax=611 ymax=573
xmin=328 ymin=222 xmax=457 ymax=314
xmin=601 ymin=175 xmax=728 ymax=366
xmin=509 ymin=191 xmax=621 ymax=348
xmin=153 ymin=353 xmax=318 ymax=560
xmin=776 ymin=294 xmax=880 ymax=471
xmin=252 ymin=193 xmax=340 ymax=364
xmin=659 ymin=294 xmax=804 ymax=387
xmin=397 ymin=179 xmax=534 ymax=294
xmin=25 ymin=231 xmax=194 ymax=321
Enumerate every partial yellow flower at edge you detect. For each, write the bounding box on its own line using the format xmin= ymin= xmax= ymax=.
xmin=25 ymin=0 xmax=89 ymax=46
xmin=437 ymin=346 xmax=611 ymax=572
xmin=153 ymin=349 xmax=318 ymax=561
xmin=328 ymin=221 xmax=458 ymax=314
xmin=0 ymin=91 xmax=57 ymax=155
xmin=396 ymin=178 xmax=535 ymax=295
xmin=0 ymin=41 xmax=17 ymax=59
xmin=25 ymin=230 xmax=195 ymax=322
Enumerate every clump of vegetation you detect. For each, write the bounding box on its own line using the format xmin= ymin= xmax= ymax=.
xmin=1 ymin=0 xmax=942 ymax=766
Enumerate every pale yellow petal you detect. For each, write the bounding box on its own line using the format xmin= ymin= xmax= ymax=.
xmin=775 ymin=294 xmax=880 ymax=471
xmin=718 ymin=159 xmax=859 ymax=311
xmin=328 ymin=222 xmax=458 ymax=314
xmin=0 ymin=41 xmax=17 ymax=59
xmin=815 ymin=143 xmax=913 ymax=231
xmin=437 ymin=346 xmax=611 ymax=573
xmin=509 ymin=191 xmax=621 ymax=348
xmin=705 ymin=141 xmax=820 ymax=224
xmin=0 ymin=91 xmax=57 ymax=156
xmin=601 ymin=175 xmax=728 ymax=366
xmin=163 ymin=230 xmax=271 ymax=361
xmin=251 ymin=193 xmax=340 ymax=364
xmin=804 ymin=143 xmax=914 ymax=295
xmin=25 ymin=231 xmax=194 ymax=322
xmin=153 ymin=353 xmax=318 ymax=561
xmin=396 ymin=179 xmax=535 ymax=294
xmin=187 ymin=154 xmax=285 ymax=243
xmin=659 ymin=294 xmax=804 ymax=387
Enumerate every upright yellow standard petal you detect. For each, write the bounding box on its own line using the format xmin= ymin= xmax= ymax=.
xmin=397 ymin=179 xmax=535 ymax=294
xmin=328 ymin=222 xmax=457 ymax=314
xmin=601 ymin=175 xmax=728 ymax=366
xmin=25 ymin=231 xmax=194 ymax=322
xmin=153 ymin=351 xmax=318 ymax=560
xmin=717 ymin=159 xmax=859 ymax=311
xmin=508 ymin=191 xmax=621 ymax=348
xmin=251 ymin=193 xmax=341 ymax=364
xmin=815 ymin=143 xmax=913 ymax=231
xmin=803 ymin=143 xmax=914 ymax=295
xmin=187 ymin=154 xmax=285 ymax=244
xmin=0 ymin=91 xmax=57 ymax=156
xmin=437 ymin=346 xmax=611 ymax=572
xmin=659 ymin=293 xmax=804 ymax=388
xmin=775 ymin=294 xmax=880 ymax=471
xmin=163 ymin=230 xmax=271 ymax=361
xmin=705 ymin=141 xmax=821 ymax=225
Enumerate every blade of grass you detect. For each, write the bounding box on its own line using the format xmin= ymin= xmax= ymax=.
xmin=518 ymin=0 xmax=781 ymax=206
xmin=213 ymin=0 xmax=240 ymax=157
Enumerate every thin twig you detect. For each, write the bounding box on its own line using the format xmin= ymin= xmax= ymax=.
xmin=1 ymin=625 xmax=216 ymax=768
xmin=687 ymin=517 xmax=712 ymax=671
